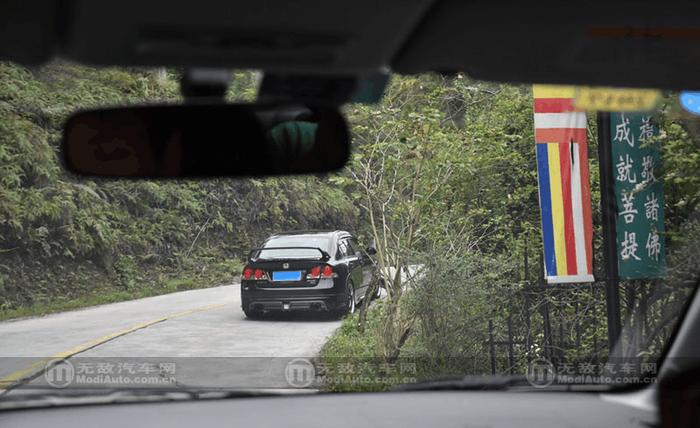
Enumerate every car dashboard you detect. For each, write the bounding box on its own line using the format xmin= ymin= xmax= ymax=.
xmin=0 ymin=389 xmax=656 ymax=428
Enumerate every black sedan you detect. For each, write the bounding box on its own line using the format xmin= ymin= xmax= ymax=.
xmin=240 ymin=231 xmax=377 ymax=318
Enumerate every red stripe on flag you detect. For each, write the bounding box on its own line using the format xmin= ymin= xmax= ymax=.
xmin=535 ymin=128 xmax=587 ymax=144
xmin=578 ymin=142 xmax=594 ymax=273
xmin=558 ymin=143 xmax=577 ymax=275
xmin=533 ymin=98 xmax=576 ymax=113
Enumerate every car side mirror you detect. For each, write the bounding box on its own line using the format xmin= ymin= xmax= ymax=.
xmin=365 ymin=246 xmax=377 ymax=255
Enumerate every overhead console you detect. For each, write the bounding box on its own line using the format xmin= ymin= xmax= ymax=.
xmin=392 ymin=0 xmax=700 ymax=90
xmin=0 ymin=0 xmax=434 ymax=75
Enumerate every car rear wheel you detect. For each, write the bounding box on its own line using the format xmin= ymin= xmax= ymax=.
xmin=348 ymin=281 xmax=356 ymax=314
xmin=243 ymin=306 xmax=263 ymax=319
xmin=335 ymin=280 xmax=355 ymax=318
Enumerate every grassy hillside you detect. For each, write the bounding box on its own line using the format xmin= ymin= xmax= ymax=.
xmin=0 ymin=61 xmax=359 ymax=318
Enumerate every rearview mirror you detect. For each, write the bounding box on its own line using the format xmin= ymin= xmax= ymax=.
xmin=62 ymin=103 xmax=349 ymax=177
xmin=365 ymin=246 xmax=377 ymax=255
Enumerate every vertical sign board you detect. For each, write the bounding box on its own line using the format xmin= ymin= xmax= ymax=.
xmin=610 ymin=113 xmax=666 ymax=278
xmin=533 ymin=85 xmax=595 ymax=283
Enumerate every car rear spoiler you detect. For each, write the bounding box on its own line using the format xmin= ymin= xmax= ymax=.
xmin=248 ymin=246 xmax=331 ymax=262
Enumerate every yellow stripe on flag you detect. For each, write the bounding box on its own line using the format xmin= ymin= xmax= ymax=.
xmin=547 ymin=144 xmax=568 ymax=275
xmin=533 ymin=85 xmax=576 ymax=99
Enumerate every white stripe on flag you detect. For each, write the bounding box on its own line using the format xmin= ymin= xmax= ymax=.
xmin=570 ymin=143 xmax=589 ymax=275
xmin=547 ymin=274 xmax=595 ymax=284
xmin=534 ymin=112 xmax=587 ymax=129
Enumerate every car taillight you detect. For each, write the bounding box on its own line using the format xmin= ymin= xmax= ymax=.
xmin=321 ymin=265 xmax=334 ymax=278
xmin=308 ymin=266 xmax=321 ymax=279
xmin=307 ymin=265 xmax=334 ymax=279
xmin=254 ymin=269 xmax=265 ymax=280
xmin=243 ymin=267 xmax=253 ymax=280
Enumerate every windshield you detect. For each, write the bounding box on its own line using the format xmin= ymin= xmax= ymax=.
xmin=0 ymin=61 xmax=698 ymax=402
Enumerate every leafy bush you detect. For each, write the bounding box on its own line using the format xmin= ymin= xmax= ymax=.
xmin=401 ymin=254 xmax=516 ymax=377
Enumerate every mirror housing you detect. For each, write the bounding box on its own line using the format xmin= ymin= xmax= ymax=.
xmin=365 ymin=246 xmax=377 ymax=255
xmin=62 ymin=103 xmax=349 ymax=178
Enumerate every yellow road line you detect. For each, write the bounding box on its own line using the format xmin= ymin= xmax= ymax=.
xmin=0 ymin=302 xmax=228 ymax=389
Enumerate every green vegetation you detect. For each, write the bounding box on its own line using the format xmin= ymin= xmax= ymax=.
xmin=321 ymin=76 xmax=700 ymax=391
xmin=0 ymin=61 xmax=358 ymax=316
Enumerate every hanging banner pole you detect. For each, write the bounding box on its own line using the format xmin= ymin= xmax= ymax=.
xmin=596 ymin=111 xmax=622 ymax=354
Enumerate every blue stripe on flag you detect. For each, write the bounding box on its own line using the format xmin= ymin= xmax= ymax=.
xmin=536 ymin=144 xmax=557 ymax=276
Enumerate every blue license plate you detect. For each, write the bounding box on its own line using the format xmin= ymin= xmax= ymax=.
xmin=272 ymin=271 xmax=302 ymax=282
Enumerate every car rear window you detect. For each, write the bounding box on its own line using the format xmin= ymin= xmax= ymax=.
xmin=258 ymin=235 xmax=332 ymax=259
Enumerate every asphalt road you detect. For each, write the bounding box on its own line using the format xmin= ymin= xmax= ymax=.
xmin=0 ymin=284 xmax=341 ymax=392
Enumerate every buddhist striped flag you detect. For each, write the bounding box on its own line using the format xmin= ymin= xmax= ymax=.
xmin=533 ymin=85 xmax=594 ymax=283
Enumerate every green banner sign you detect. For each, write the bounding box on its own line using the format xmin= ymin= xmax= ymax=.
xmin=610 ymin=112 xmax=666 ymax=278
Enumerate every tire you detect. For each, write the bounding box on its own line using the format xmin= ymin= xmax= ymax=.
xmin=347 ymin=281 xmax=356 ymax=314
xmin=334 ymin=280 xmax=356 ymax=318
xmin=243 ymin=306 xmax=263 ymax=319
